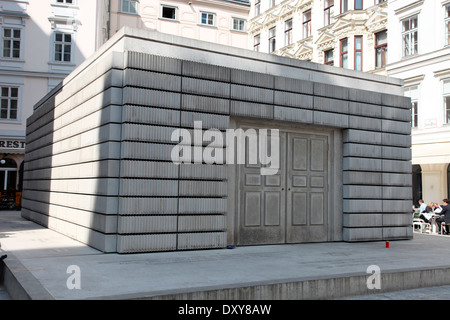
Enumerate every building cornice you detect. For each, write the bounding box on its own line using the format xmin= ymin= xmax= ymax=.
xmin=0 ymin=69 xmax=68 ymax=79
xmin=387 ymin=47 xmax=450 ymax=75
xmin=394 ymin=0 xmax=424 ymax=16
xmin=403 ymin=74 xmax=425 ymax=86
xmin=434 ymin=68 xmax=450 ymax=80
xmin=195 ymin=0 xmax=250 ymax=9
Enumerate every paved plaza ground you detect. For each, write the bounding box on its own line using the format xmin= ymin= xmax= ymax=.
xmin=1 ymin=210 xmax=450 ymax=302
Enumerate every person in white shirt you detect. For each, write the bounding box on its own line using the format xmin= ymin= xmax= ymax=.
xmin=419 ymin=202 xmax=435 ymax=223
xmin=434 ymin=203 xmax=442 ymax=214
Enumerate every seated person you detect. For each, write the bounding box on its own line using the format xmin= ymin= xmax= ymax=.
xmin=434 ymin=203 xmax=442 ymax=214
xmin=435 ymin=199 xmax=450 ymax=234
xmin=419 ymin=212 xmax=434 ymax=223
xmin=420 ymin=203 xmax=435 ymax=223
xmin=419 ymin=199 xmax=427 ymax=213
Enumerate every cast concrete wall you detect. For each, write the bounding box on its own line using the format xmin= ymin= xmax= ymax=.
xmin=22 ymin=27 xmax=412 ymax=253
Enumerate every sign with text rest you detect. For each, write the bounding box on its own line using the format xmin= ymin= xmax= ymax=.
xmin=0 ymin=140 xmax=26 ymax=149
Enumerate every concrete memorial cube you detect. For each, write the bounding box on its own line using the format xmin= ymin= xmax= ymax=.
xmin=22 ymin=27 xmax=412 ymax=253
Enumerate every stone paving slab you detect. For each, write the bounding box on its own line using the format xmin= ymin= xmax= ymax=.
xmin=344 ymin=285 xmax=450 ymax=300
xmin=1 ymin=210 xmax=450 ymax=300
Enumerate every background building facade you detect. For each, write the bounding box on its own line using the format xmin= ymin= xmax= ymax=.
xmin=0 ymin=0 xmax=99 ymax=199
xmin=248 ymin=0 xmax=388 ymax=75
xmin=387 ymin=0 xmax=450 ymax=206
xmin=103 ymin=0 xmax=250 ymax=49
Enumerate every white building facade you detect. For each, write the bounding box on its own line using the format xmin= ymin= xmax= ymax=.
xmin=0 ymin=0 xmax=100 ymax=198
xmin=248 ymin=0 xmax=388 ymax=75
xmin=387 ymin=0 xmax=450 ymax=205
xmin=103 ymin=0 xmax=250 ymax=50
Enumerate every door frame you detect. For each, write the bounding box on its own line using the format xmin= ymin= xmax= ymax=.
xmin=227 ymin=117 xmax=343 ymax=246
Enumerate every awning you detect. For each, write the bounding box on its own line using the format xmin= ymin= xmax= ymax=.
xmin=0 ymin=148 xmax=25 ymax=154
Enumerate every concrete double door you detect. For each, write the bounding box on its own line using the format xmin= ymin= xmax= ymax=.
xmin=238 ymin=130 xmax=329 ymax=245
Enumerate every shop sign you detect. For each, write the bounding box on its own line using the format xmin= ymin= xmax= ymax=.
xmin=0 ymin=140 xmax=26 ymax=149
xmin=424 ymin=118 xmax=437 ymax=129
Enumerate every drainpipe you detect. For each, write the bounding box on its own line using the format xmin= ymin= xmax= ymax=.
xmin=106 ymin=0 xmax=111 ymax=40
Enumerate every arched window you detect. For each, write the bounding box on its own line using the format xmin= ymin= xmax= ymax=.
xmin=0 ymin=158 xmax=17 ymax=191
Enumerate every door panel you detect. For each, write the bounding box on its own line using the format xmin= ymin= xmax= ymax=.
xmin=292 ymin=138 xmax=308 ymax=170
xmin=310 ymin=192 xmax=325 ymax=225
xmin=238 ymin=129 xmax=329 ymax=245
xmin=286 ymin=133 xmax=328 ymax=243
xmin=311 ymin=139 xmax=325 ymax=171
xmin=265 ymin=192 xmax=281 ymax=226
xmin=244 ymin=192 xmax=261 ymax=227
xmin=291 ymin=192 xmax=307 ymax=225
xmin=238 ymin=131 xmax=286 ymax=245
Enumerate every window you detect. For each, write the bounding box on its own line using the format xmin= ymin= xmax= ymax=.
xmin=255 ymin=0 xmax=261 ymax=16
xmin=411 ymin=101 xmax=419 ymax=128
xmin=54 ymin=32 xmax=72 ymax=62
xmin=324 ymin=49 xmax=334 ymax=65
xmin=2 ymin=28 xmax=21 ymax=59
xmin=232 ymin=18 xmax=246 ymax=32
xmin=340 ymin=38 xmax=348 ymax=68
xmin=254 ymin=34 xmax=260 ymax=52
xmin=269 ymin=27 xmax=276 ymax=53
xmin=201 ymin=12 xmax=215 ymax=26
xmin=355 ymin=0 xmax=362 ymax=10
xmin=324 ymin=0 xmax=334 ymax=26
xmin=375 ymin=30 xmax=387 ymax=68
xmin=445 ymin=4 xmax=450 ymax=46
xmin=303 ymin=10 xmax=311 ymax=38
xmin=444 ymin=79 xmax=450 ymax=124
xmin=121 ymin=0 xmax=138 ymax=14
xmin=285 ymin=19 xmax=293 ymax=46
xmin=0 ymin=87 xmax=18 ymax=120
xmin=56 ymin=0 xmax=73 ymax=3
xmin=0 ymin=158 xmax=18 ymax=192
xmin=354 ymin=36 xmax=362 ymax=71
xmin=161 ymin=5 xmax=176 ymax=20
xmin=402 ymin=15 xmax=418 ymax=57
xmin=405 ymin=86 xmax=419 ymax=128
xmin=341 ymin=0 xmax=348 ymax=13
